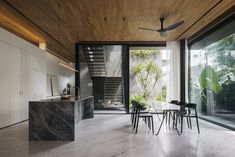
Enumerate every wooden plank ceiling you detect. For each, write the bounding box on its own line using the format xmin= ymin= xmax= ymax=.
xmin=0 ymin=0 xmax=234 ymax=62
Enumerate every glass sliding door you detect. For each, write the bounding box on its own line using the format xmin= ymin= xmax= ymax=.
xmin=188 ymin=18 xmax=235 ymax=128
xmin=129 ymin=47 xmax=169 ymax=112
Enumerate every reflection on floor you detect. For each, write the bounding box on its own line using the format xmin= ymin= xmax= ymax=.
xmin=0 ymin=114 xmax=235 ymax=157
xmin=200 ymin=113 xmax=235 ymax=129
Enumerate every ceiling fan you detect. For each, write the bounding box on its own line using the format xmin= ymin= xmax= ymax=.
xmin=138 ymin=18 xmax=184 ymax=37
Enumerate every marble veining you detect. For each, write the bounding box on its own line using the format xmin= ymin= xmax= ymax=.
xmin=29 ymin=96 xmax=94 ymax=141
xmin=29 ymin=101 xmax=75 ymax=141
xmin=83 ymin=97 xmax=94 ymax=119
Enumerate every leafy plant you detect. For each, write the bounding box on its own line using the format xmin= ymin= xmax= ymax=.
xmin=129 ymin=94 xmax=145 ymax=110
xmin=131 ymin=61 xmax=162 ymax=100
xmin=130 ymin=49 xmax=160 ymax=59
xmin=131 ymin=63 xmax=142 ymax=76
xmin=199 ymin=65 xmax=222 ymax=94
xmin=194 ymin=65 xmax=223 ymax=113
xmin=189 ymin=33 xmax=235 ymax=114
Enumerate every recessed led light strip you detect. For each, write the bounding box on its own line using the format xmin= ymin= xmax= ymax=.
xmin=59 ymin=62 xmax=79 ymax=72
xmin=46 ymin=48 xmax=71 ymax=63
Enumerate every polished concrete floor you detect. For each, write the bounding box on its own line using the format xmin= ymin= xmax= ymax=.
xmin=0 ymin=114 xmax=235 ymax=157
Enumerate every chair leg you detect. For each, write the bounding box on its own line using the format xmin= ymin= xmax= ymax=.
xmin=151 ymin=117 xmax=154 ymax=134
xmin=133 ymin=113 xmax=137 ymax=129
xmin=175 ymin=114 xmax=178 ymax=128
xmin=186 ymin=116 xmax=189 ymax=128
xmin=181 ymin=115 xmax=183 ymax=134
xmin=189 ymin=117 xmax=192 ymax=129
xmin=144 ymin=117 xmax=147 ymax=124
xmin=131 ymin=113 xmax=134 ymax=124
xmin=168 ymin=112 xmax=171 ymax=125
xmin=135 ymin=116 xmax=140 ymax=134
xmin=148 ymin=117 xmax=151 ymax=129
xmin=165 ymin=111 xmax=168 ymax=124
xmin=133 ymin=116 xmax=136 ymax=128
xmin=196 ymin=116 xmax=200 ymax=134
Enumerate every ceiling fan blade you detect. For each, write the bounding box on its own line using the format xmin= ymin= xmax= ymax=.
xmin=164 ymin=21 xmax=184 ymax=31
xmin=138 ymin=27 xmax=158 ymax=32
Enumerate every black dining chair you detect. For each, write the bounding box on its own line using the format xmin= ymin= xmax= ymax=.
xmin=172 ymin=102 xmax=187 ymax=129
xmin=170 ymin=100 xmax=179 ymax=105
xmin=130 ymin=100 xmax=148 ymax=125
xmin=175 ymin=103 xmax=200 ymax=134
xmin=131 ymin=100 xmax=154 ymax=134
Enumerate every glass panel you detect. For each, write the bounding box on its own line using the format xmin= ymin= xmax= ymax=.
xmin=104 ymin=45 xmax=122 ymax=77
xmin=189 ymin=33 xmax=235 ymax=128
xmin=129 ymin=47 xmax=169 ymax=112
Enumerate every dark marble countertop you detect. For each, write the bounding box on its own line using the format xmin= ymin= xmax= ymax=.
xmin=29 ymin=96 xmax=94 ymax=103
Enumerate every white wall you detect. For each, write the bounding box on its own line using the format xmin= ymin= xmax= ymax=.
xmin=0 ymin=28 xmax=75 ymax=128
xmin=46 ymin=53 xmax=75 ymax=96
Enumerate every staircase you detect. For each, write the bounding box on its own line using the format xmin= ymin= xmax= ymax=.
xmin=83 ymin=45 xmax=106 ymax=77
xmin=83 ymin=45 xmax=124 ymax=108
xmin=104 ymin=77 xmax=123 ymax=103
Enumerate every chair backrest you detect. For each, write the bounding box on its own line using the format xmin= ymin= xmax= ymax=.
xmin=185 ymin=103 xmax=197 ymax=109
xmin=131 ymin=100 xmax=138 ymax=109
xmin=178 ymin=102 xmax=187 ymax=111
xmin=131 ymin=100 xmax=146 ymax=111
xmin=170 ymin=100 xmax=179 ymax=105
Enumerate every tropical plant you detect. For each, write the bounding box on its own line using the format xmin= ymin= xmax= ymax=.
xmin=193 ymin=65 xmax=223 ymax=113
xmin=129 ymin=94 xmax=145 ymax=110
xmin=205 ymin=33 xmax=235 ymax=83
xmin=131 ymin=63 xmax=142 ymax=76
xmin=199 ymin=65 xmax=222 ymax=94
xmin=131 ymin=61 xmax=162 ymax=100
xmin=189 ymin=33 xmax=235 ymax=114
xmin=130 ymin=49 xmax=160 ymax=59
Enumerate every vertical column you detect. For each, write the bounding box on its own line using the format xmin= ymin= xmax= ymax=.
xmin=75 ymin=43 xmax=80 ymax=96
xmin=123 ymin=46 xmax=129 ymax=113
xmin=180 ymin=39 xmax=186 ymax=103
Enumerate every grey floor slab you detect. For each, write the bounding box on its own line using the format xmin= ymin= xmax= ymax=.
xmin=0 ymin=114 xmax=234 ymax=157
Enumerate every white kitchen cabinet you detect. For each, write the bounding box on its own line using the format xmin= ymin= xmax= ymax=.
xmin=9 ymin=46 xmax=22 ymax=124
xmin=0 ymin=40 xmax=47 ymax=127
xmin=20 ymin=50 xmax=27 ymax=120
xmin=9 ymin=46 xmax=29 ymax=123
xmin=0 ymin=42 xmax=11 ymax=128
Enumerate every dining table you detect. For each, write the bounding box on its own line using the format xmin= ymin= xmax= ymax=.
xmin=144 ymin=100 xmax=181 ymax=135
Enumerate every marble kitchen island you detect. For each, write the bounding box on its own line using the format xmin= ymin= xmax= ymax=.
xmin=29 ymin=96 xmax=94 ymax=141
